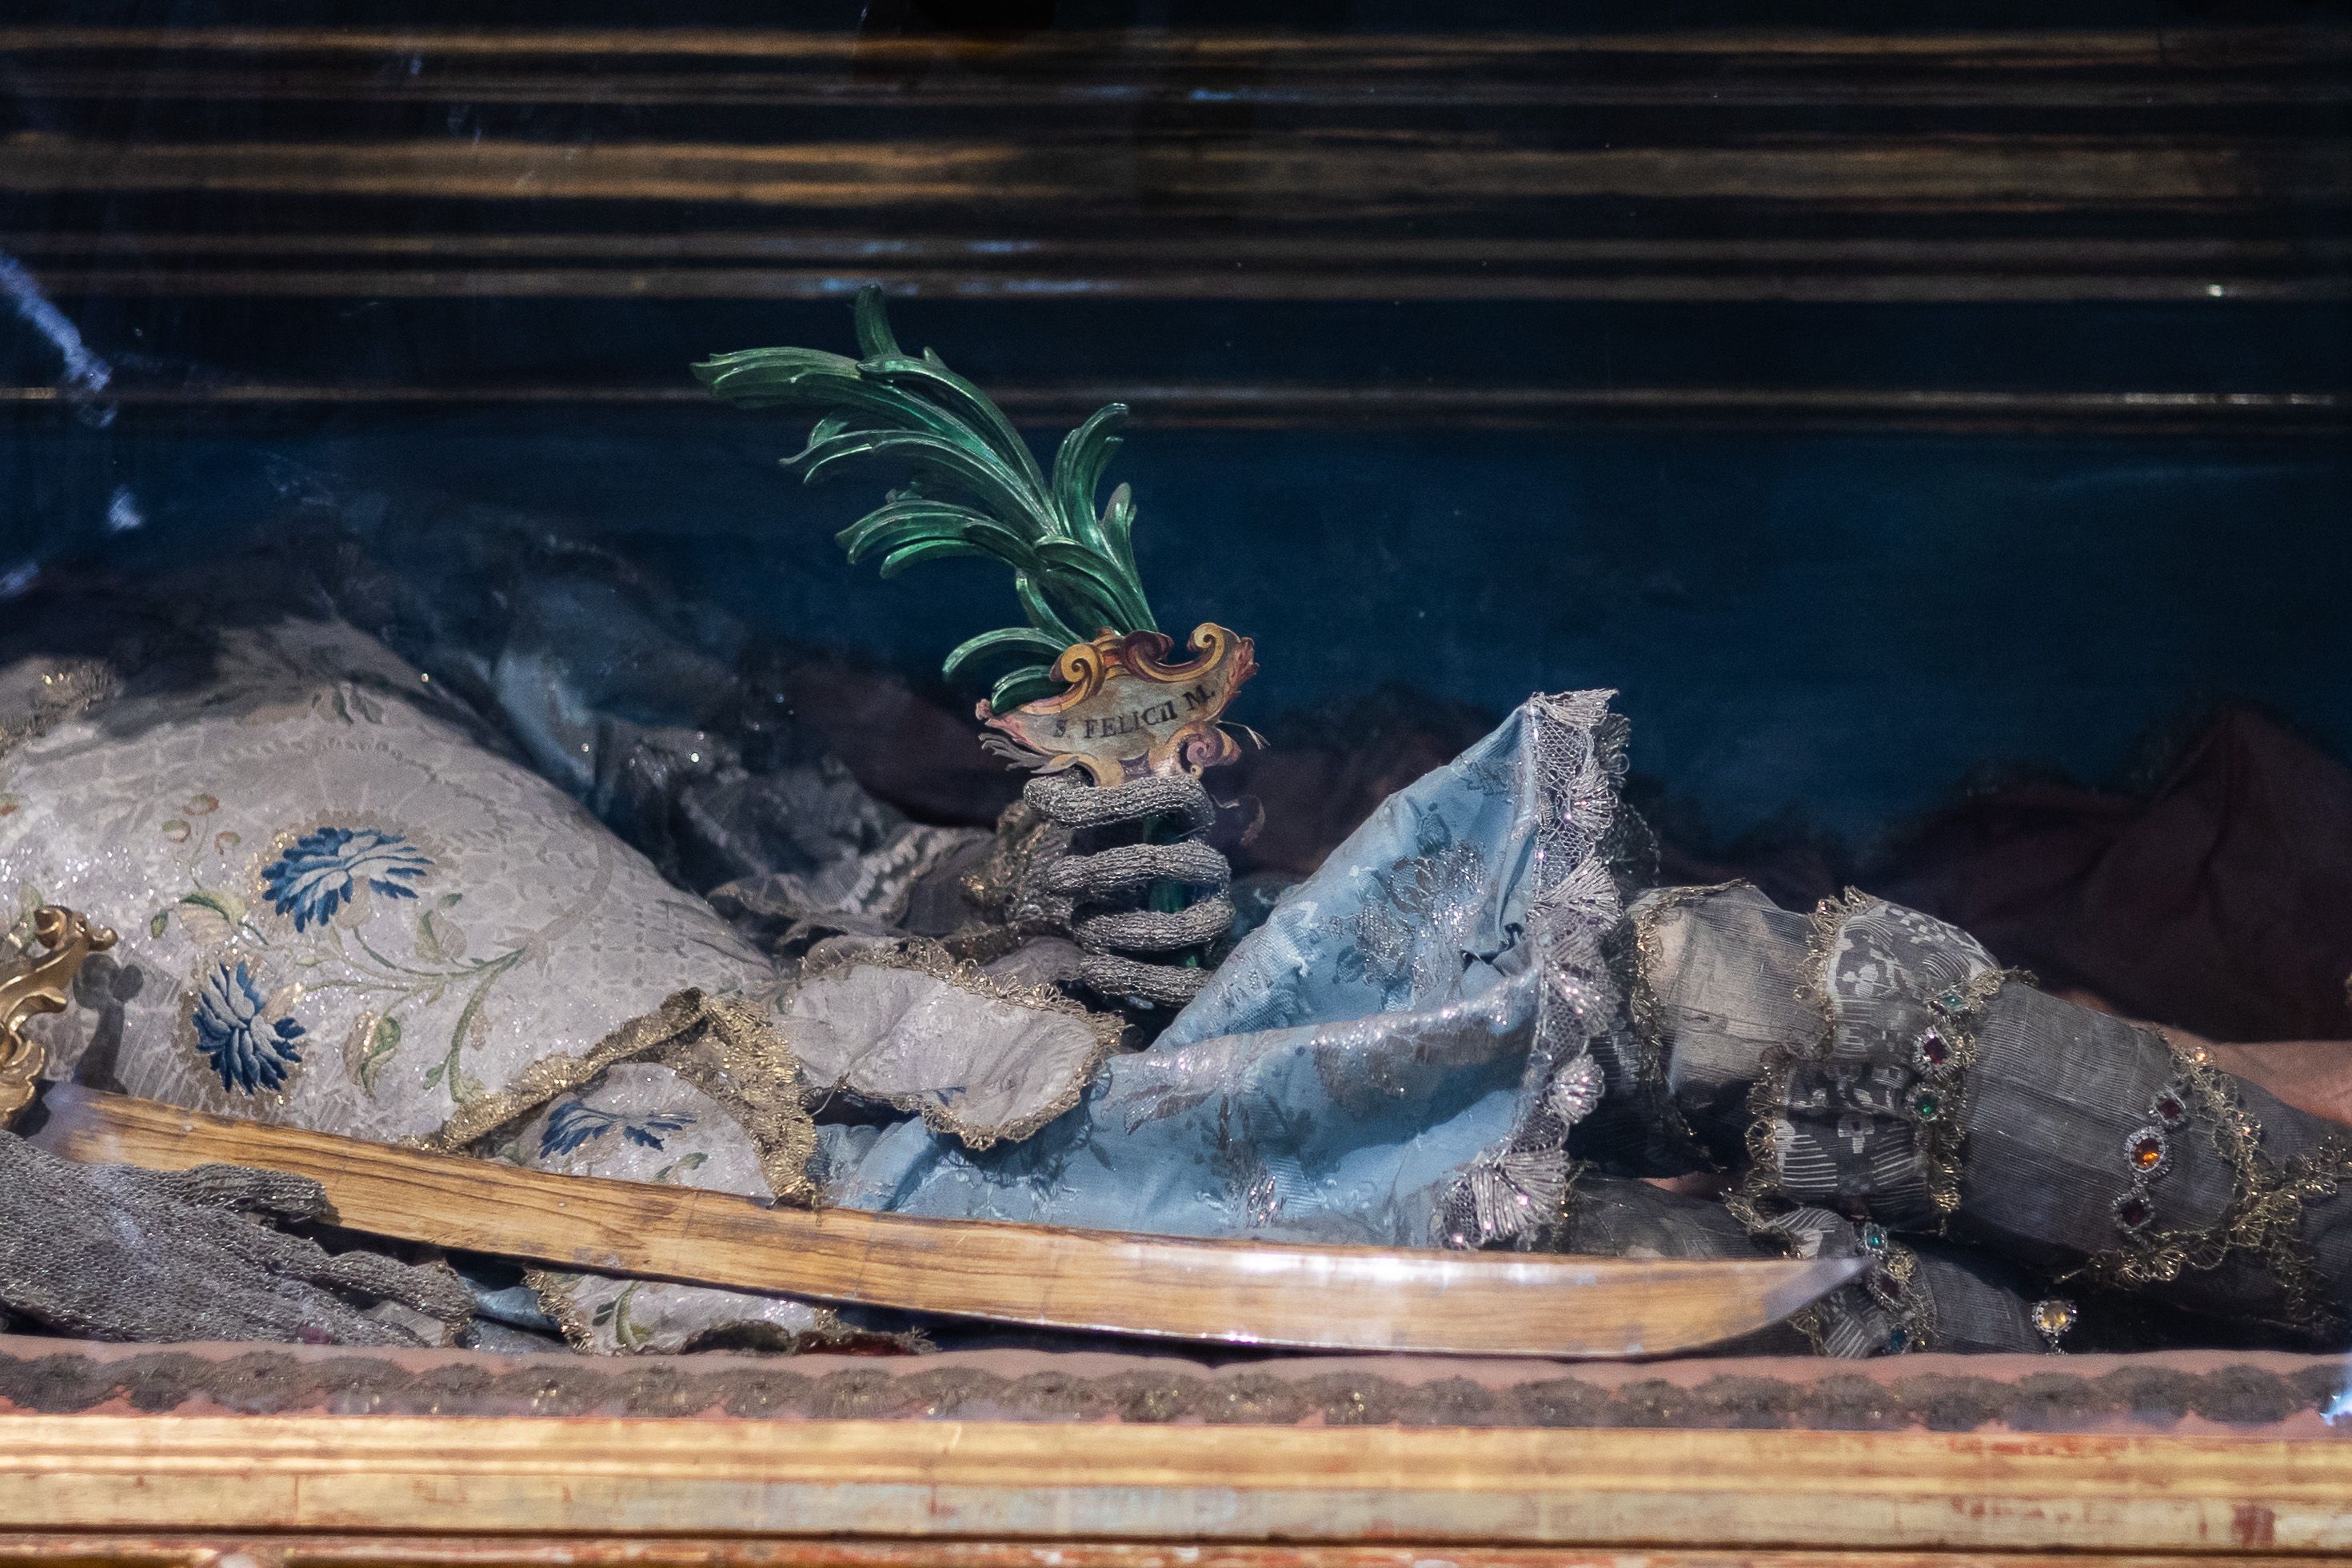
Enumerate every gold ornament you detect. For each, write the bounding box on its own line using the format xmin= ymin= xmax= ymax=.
xmin=0 ymin=905 xmax=116 ymax=1128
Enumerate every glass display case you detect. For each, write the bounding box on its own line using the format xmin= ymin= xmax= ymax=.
xmin=0 ymin=2 xmax=2346 ymax=1558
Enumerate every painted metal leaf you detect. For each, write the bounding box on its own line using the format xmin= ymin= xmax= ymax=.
xmin=989 ymin=664 xmax=1057 ymax=712
xmin=944 ymin=627 xmax=1071 ymax=683
xmin=695 ymin=285 xmax=1160 ymax=700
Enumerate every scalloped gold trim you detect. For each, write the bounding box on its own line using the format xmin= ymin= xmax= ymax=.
xmin=790 ymin=939 xmax=1123 ymax=1151
xmin=414 ymin=988 xmax=710 ymax=1154
xmin=667 ymin=995 xmax=821 ymax=1206
xmin=415 ymin=989 xmax=822 ymax=1207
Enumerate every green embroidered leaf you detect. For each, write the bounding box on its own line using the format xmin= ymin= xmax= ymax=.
xmin=696 ymin=285 xmax=1163 ymax=704
xmin=416 ymin=907 xmax=467 ymax=964
xmin=149 ymin=909 xmax=168 ymax=938
xmin=177 ymin=889 xmax=245 ymax=947
xmin=653 ymin=1151 xmax=711 ymax=1185
xmin=357 ymin=1014 xmax=401 ymax=1095
xmin=601 ymin=1283 xmax=651 ymax=1350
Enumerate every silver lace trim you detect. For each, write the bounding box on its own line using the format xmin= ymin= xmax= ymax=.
xmin=1435 ymin=689 xmax=1625 ymax=1249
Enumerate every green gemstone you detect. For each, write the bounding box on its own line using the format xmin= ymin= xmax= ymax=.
xmin=1914 ymin=1092 xmax=1941 ymax=1120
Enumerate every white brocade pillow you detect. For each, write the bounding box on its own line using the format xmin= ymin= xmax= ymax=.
xmin=0 ymin=617 xmax=784 ymax=1149
xmin=504 ymin=1060 xmax=853 ymax=1354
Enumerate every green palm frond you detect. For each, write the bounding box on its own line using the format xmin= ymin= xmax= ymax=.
xmin=695 ymin=286 xmax=1157 ymax=710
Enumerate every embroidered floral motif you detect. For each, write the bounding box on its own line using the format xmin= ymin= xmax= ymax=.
xmin=262 ymin=826 xmax=432 ymax=931
xmin=539 ymin=1098 xmax=697 ymax=1159
xmin=1337 ymin=828 xmax=1490 ymax=1003
xmin=190 ymin=959 xmax=306 ymax=1094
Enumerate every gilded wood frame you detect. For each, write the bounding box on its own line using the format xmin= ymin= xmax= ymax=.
xmin=0 ymin=1414 xmax=2346 ymax=1558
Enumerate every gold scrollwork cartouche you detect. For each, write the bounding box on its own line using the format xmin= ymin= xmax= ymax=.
xmin=976 ymin=622 xmax=1258 ymax=784
xmin=0 ymin=906 xmax=117 ymax=1128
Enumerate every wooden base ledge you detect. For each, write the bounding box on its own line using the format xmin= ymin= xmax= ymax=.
xmin=0 ymin=1546 xmax=2348 ymax=1568
xmin=0 ymin=1549 xmax=2346 ymax=1568
xmin=0 ymin=1414 xmax=2346 ymax=1553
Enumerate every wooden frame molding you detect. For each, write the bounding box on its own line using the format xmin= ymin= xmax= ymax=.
xmin=0 ymin=1545 xmax=2342 ymax=1568
xmin=3 ymin=383 xmax=2343 ymax=435
xmin=0 ymin=1415 xmax=2346 ymax=1552
xmin=2 ymin=26 xmax=2342 ymax=307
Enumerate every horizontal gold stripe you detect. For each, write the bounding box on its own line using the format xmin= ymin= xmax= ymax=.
xmin=5 ymin=383 xmax=2338 ymax=432
xmin=1 ymin=26 xmax=2345 ymax=64
xmin=21 ymin=68 xmax=2340 ymax=111
xmin=0 ymin=1538 xmax=2330 ymax=1568
xmin=18 ymin=232 xmax=2343 ymax=263
xmin=3 ymin=133 xmax=2342 ymax=207
xmin=17 ymin=266 xmax=2344 ymax=302
xmin=0 ymin=1414 xmax=2348 ymax=1550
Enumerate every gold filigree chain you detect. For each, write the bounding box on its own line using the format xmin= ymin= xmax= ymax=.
xmin=2070 ymin=1032 xmax=2352 ymax=1339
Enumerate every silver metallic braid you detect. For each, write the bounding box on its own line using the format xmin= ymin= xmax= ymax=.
xmin=1016 ymin=771 xmax=1233 ymax=1008
xmin=0 ymin=1131 xmax=475 ymax=1346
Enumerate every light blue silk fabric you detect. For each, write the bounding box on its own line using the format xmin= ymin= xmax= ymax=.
xmin=825 ymin=691 xmax=1625 ymax=1247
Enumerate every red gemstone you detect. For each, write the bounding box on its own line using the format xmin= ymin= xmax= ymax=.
xmin=2154 ymin=1094 xmax=2185 ymax=1122
xmin=1918 ymin=1029 xmax=1951 ymax=1066
xmin=2116 ymin=1194 xmax=2154 ymax=1229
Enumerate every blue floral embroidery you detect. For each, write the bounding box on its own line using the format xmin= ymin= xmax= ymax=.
xmin=190 ymin=960 xmax=306 ymax=1094
xmin=539 ymin=1099 xmax=695 ymax=1159
xmin=261 ymin=827 xmax=431 ymax=931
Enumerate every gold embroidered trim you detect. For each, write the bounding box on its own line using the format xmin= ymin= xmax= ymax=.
xmin=428 ymin=987 xmax=823 ymax=1213
xmin=521 ymin=1267 xmax=596 ymax=1348
xmin=1782 ymin=1296 xmax=1830 ymax=1356
xmin=1728 ymin=891 xmax=2021 ymax=1357
xmin=417 ymin=990 xmax=827 ymax=1206
xmin=1743 ymin=889 xmax=2019 ymax=1228
xmin=1624 ymin=879 xmax=1749 ymax=1167
xmin=1730 ymin=892 xmax=1867 ymax=1229
xmin=2068 ymin=1031 xmax=2352 ymax=1338
xmin=1745 ymin=1217 xmax=1937 ymax=1359
xmin=960 ymin=797 xmax=1058 ymax=925
xmin=0 ymin=659 xmax=119 ymax=758
xmin=660 ymin=995 xmax=820 ymax=1206
xmin=933 ymin=920 xmax=1028 ymax=968
xmin=791 ymin=938 xmax=1124 ymax=1151
xmin=1864 ymin=1231 xmax=1939 ymax=1355
xmin=1918 ymin=966 xmax=2013 ymax=1221
xmin=414 ymin=988 xmax=712 ymax=1155
xmin=1795 ymin=886 xmax=1876 ymax=1041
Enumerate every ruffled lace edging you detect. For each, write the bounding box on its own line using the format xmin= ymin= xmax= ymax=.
xmin=1433 ymin=688 xmax=1628 ymax=1250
